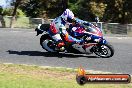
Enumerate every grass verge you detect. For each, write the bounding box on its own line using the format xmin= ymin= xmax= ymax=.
xmin=0 ymin=63 xmax=131 ymax=88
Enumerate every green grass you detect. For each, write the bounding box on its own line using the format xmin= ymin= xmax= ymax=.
xmin=4 ymin=17 xmax=35 ymax=28
xmin=0 ymin=63 xmax=131 ymax=88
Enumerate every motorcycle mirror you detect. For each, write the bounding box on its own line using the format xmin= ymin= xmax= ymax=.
xmin=95 ymin=16 xmax=99 ymax=23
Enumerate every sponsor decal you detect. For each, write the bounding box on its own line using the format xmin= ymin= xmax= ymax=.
xmin=76 ymin=67 xmax=131 ymax=85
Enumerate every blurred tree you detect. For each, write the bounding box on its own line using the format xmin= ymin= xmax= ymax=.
xmin=20 ymin=0 xmax=40 ymax=18
xmin=123 ymin=0 xmax=132 ymax=24
xmin=89 ymin=0 xmax=106 ymax=20
xmin=103 ymin=0 xmax=132 ymax=24
xmin=10 ymin=0 xmax=22 ymax=28
xmin=10 ymin=0 xmax=132 ymax=24
xmin=20 ymin=0 xmax=68 ymax=18
xmin=68 ymin=0 xmax=132 ymax=23
xmin=10 ymin=0 xmax=28 ymax=28
xmin=61 ymin=0 xmax=68 ymax=13
xmin=3 ymin=8 xmax=25 ymax=16
xmin=68 ymin=0 xmax=106 ymax=22
xmin=0 ymin=6 xmax=5 ymax=27
xmin=68 ymin=0 xmax=94 ymax=21
xmin=68 ymin=0 xmax=79 ymax=16
xmin=19 ymin=0 xmax=107 ymax=22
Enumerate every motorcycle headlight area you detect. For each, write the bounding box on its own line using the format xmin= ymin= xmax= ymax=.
xmin=91 ymin=35 xmax=101 ymax=42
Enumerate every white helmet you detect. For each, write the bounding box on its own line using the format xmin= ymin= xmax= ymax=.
xmin=61 ymin=9 xmax=75 ymax=22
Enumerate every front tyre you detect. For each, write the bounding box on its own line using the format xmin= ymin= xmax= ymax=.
xmin=93 ymin=43 xmax=114 ymax=58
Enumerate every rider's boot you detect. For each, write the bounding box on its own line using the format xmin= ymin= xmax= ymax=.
xmin=56 ymin=41 xmax=65 ymax=52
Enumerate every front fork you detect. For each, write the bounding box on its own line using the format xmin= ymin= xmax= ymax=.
xmin=90 ymin=38 xmax=107 ymax=53
xmin=99 ymin=38 xmax=107 ymax=45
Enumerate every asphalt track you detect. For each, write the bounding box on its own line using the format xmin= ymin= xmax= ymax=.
xmin=0 ymin=29 xmax=132 ymax=74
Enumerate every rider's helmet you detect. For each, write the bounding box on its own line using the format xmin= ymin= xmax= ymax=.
xmin=61 ymin=9 xmax=75 ymax=23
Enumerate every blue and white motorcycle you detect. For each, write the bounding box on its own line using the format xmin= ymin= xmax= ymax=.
xmin=35 ymin=19 xmax=114 ymax=58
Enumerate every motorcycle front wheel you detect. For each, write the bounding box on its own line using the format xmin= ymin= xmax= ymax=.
xmin=93 ymin=43 xmax=114 ymax=58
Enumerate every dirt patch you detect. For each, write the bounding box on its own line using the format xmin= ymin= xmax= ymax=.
xmin=0 ymin=64 xmax=76 ymax=80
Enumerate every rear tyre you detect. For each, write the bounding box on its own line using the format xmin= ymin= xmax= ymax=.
xmin=40 ymin=34 xmax=56 ymax=52
xmin=93 ymin=43 xmax=114 ymax=58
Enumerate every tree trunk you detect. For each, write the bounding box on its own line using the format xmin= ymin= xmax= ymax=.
xmin=0 ymin=15 xmax=5 ymax=28
xmin=10 ymin=0 xmax=22 ymax=28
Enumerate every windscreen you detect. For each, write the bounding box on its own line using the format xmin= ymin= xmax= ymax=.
xmin=83 ymin=24 xmax=98 ymax=33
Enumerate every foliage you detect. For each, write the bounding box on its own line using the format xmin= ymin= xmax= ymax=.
xmin=20 ymin=0 xmax=64 ymax=18
xmin=2 ymin=8 xmax=25 ymax=16
xmin=5 ymin=0 xmax=132 ymax=23
xmin=89 ymin=1 xmax=106 ymax=19
xmin=0 ymin=6 xmax=3 ymax=14
xmin=103 ymin=0 xmax=132 ymax=24
xmin=2 ymin=8 xmax=13 ymax=15
xmin=70 ymin=0 xmax=132 ymax=23
xmin=17 ymin=9 xmax=26 ymax=17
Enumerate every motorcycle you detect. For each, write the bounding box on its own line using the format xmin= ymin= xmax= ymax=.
xmin=35 ymin=19 xmax=114 ymax=58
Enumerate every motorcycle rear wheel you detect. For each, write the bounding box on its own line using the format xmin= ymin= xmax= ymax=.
xmin=40 ymin=34 xmax=56 ymax=52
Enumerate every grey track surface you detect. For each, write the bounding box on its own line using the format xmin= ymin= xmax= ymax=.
xmin=0 ymin=28 xmax=132 ymax=74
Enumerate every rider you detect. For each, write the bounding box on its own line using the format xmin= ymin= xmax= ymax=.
xmin=47 ymin=9 xmax=92 ymax=51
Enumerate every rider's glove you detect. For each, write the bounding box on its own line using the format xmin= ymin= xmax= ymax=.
xmin=78 ymin=38 xmax=85 ymax=45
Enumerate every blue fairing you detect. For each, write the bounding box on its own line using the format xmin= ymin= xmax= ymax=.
xmin=91 ymin=35 xmax=100 ymax=39
xmin=99 ymin=38 xmax=107 ymax=44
